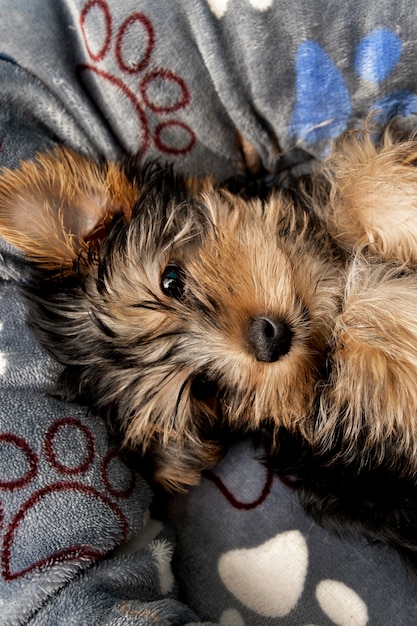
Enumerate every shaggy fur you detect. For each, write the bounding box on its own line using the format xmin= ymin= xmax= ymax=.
xmin=0 ymin=147 xmax=341 ymax=491
xmin=315 ymin=129 xmax=417 ymax=465
xmin=269 ymin=128 xmax=417 ymax=575
xmin=4 ymin=128 xmax=417 ymax=572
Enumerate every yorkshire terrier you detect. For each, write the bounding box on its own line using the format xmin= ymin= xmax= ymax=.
xmin=0 ymin=147 xmax=341 ymax=491
xmin=3 ymin=128 xmax=417 ymax=573
xmin=269 ymin=127 xmax=417 ymax=575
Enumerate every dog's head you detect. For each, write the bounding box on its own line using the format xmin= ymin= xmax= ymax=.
xmin=0 ymin=147 xmax=341 ymax=489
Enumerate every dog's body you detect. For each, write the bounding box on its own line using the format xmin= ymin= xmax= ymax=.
xmin=3 ymin=130 xmax=417 ymax=570
xmin=315 ymin=130 xmax=417 ymax=470
xmin=270 ymin=129 xmax=417 ymax=574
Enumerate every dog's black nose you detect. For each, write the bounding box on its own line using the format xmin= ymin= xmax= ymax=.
xmin=248 ymin=316 xmax=293 ymax=362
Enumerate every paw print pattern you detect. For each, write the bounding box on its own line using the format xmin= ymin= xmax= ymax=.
xmin=288 ymin=28 xmax=417 ymax=146
xmin=0 ymin=321 xmax=8 ymax=379
xmin=78 ymin=0 xmax=195 ymax=158
xmin=207 ymin=0 xmax=273 ymax=19
xmin=0 ymin=434 xmax=37 ymax=491
xmin=204 ymin=461 xmax=273 ymax=511
xmin=287 ymin=40 xmax=352 ymax=144
xmin=0 ymin=415 xmax=136 ymax=581
xmin=204 ymin=441 xmax=369 ymax=625
xmin=218 ymin=531 xmax=309 ymax=619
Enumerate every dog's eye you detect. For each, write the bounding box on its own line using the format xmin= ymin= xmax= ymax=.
xmin=160 ymin=264 xmax=186 ymax=300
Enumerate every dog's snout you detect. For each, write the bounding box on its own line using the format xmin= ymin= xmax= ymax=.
xmin=248 ymin=316 xmax=293 ymax=362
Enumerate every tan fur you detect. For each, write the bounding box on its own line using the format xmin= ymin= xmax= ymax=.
xmin=315 ymin=257 xmax=417 ymax=464
xmin=0 ymin=146 xmax=342 ymax=490
xmin=0 ymin=148 xmax=137 ymax=269
xmin=319 ymin=129 xmax=417 ymax=265
xmin=181 ymin=192 xmax=341 ymax=433
xmin=310 ymin=128 xmax=417 ymax=473
xmin=3 ymin=128 xmax=417 ymax=490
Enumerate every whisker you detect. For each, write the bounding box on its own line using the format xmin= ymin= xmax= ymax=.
xmin=130 ymin=301 xmax=165 ymax=311
xmin=174 ymin=375 xmax=192 ymax=423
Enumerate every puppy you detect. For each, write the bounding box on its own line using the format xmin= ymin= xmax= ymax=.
xmin=0 ymin=147 xmax=341 ymax=491
xmin=269 ymin=128 xmax=417 ymax=575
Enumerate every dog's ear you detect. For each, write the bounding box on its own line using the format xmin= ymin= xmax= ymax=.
xmin=0 ymin=147 xmax=137 ymax=269
xmin=320 ymin=129 xmax=417 ymax=264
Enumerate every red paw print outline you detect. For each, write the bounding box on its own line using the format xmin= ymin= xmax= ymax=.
xmin=203 ymin=442 xmax=274 ymax=511
xmin=0 ymin=417 xmax=136 ymax=581
xmin=205 ymin=467 xmax=273 ymax=510
xmin=79 ymin=0 xmax=196 ymax=159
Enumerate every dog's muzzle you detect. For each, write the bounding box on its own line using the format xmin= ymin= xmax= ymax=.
xmin=248 ymin=316 xmax=293 ymax=362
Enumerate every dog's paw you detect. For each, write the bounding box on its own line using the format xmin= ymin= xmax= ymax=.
xmin=320 ymin=128 xmax=417 ymax=265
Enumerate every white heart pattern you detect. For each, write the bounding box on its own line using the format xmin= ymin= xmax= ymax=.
xmin=207 ymin=0 xmax=229 ymax=18
xmin=0 ymin=321 xmax=7 ymax=377
xmin=207 ymin=0 xmax=273 ymax=19
xmin=218 ymin=530 xmax=308 ymax=617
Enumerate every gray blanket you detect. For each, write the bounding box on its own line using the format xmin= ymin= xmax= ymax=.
xmin=1 ymin=2 xmax=417 ymax=624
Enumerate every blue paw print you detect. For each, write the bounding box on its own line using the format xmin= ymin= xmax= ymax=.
xmin=288 ymin=28 xmax=417 ymax=145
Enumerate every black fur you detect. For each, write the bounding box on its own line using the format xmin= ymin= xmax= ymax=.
xmin=267 ymin=428 xmax=417 ymax=576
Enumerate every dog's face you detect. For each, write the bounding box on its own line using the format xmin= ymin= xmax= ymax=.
xmin=0 ymin=148 xmax=342 ymax=489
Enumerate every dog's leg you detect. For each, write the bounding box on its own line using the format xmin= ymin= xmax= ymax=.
xmin=319 ymin=129 xmax=417 ymax=265
xmin=314 ymin=255 xmax=417 ymax=460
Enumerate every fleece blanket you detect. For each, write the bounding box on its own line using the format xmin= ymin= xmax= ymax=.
xmin=1 ymin=2 xmax=417 ymax=624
